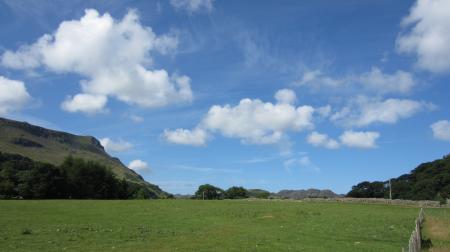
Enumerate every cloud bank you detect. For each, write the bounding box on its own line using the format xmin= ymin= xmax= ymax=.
xmin=164 ymin=89 xmax=315 ymax=145
xmin=1 ymin=9 xmax=193 ymax=114
xmin=397 ymin=0 xmax=450 ymax=73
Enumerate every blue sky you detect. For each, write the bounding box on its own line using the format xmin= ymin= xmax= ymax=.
xmin=0 ymin=0 xmax=449 ymax=194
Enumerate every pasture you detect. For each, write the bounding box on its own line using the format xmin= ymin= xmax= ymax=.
xmin=0 ymin=200 xmax=446 ymax=251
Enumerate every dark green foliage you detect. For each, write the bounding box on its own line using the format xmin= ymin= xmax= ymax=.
xmin=225 ymin=186 xmax=249 ymax=199
xmin=348 ymin=154 xmax=450 ymax=200
xmin=247 ymin=189 xmax=271 ymax=199
xmin=0 ymin=152 xmax=154 ymax=199
xmin=347 ymin=181 xmax=388 ymax=198
xmin=194 ymin=184 xmax=224 ymax=200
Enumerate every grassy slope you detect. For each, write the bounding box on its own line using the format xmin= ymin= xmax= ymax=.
xmin=422 ymin=208 xmax=450 ymax=251
xmin=0 ymin=117 xmax=166 ymax=197
xmin=0 ymin=200 xmax=439 ymax=252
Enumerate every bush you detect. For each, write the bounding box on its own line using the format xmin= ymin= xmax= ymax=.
xmin=194 ymin=184 xmax=224 ymax=200
xmin=225 ymin=186 xmax=249 ymax=199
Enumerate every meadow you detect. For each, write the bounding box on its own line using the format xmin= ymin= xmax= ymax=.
xmin=422 ymin=208 xmax=450 ymax=251
xmin=0 ymin=200 xmax=446 ymax=251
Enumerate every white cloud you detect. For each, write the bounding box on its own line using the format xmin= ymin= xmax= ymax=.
xmin=431 ymin=120 xmax=450 ymax=141
xmin=339 ymin=130 xmax=380 ymax=149
xmin=317 ymin=105 xmax=332 ymax=118
xmin=201 ymin=91 xmax=314 ymax=145
xmin=274 ymin=88 xmax=297 ymax=104
xmin=61 ymin=94 xmax=107 ymax=114
xmin=170 ymin=0 xmax=214 ymax=13
xmin=307 ymin=131 xmax=340 ymax=149
xmin=397 ymin=0 xmax=450 ymax=73
xmin=100 ymin=138 xmax=133 ymax=153
xmin=128 ymin=159 xmax=150 ymax=172
xmin=163 ymin=128 xmax=208 ymax=146
xmin=0 ymin=76 xmax=31 ymax=115
xmin=164 ymin=89 xmax=315 ymax=146
xmin=297 ymin=67 xmax=415 ymax=95
xmin=129 ymin=114 xmax=144 ymax=123
xmin=283 ymin=155 xmax=319 ymax=172
xmin=1 ymin=9 xmax=192 ymax=114
xmin=331 ymin=96 xmax=434 ymax=127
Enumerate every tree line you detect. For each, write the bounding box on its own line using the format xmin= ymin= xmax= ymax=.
xmin=193 ymin=184 xmax=270 ymax=200
xmin=0 ymin=152 xmax=157 ymax=199
xmin=347 ymin=154 xmax=450 ymax=203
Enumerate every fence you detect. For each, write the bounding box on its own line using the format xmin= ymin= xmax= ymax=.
xmin=404 ymin=208 xmax=424 ymax=252
xmin=299 ymin=197 xmax=447 ymax=208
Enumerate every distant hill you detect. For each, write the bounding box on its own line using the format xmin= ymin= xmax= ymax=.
xmin=0 ymin=117 xmax=167 ymax=198
xmin=276 ymin=189 xmax=340 ymax=199
xmin=248 ymin=189 xmax=270 ymax=199
xmin=348 ymin=154 xmax=450 ymax=201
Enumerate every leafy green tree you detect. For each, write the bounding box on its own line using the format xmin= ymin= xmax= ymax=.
xmin=225 ymin=186 xmax=249 ymax=199
xmin=0 ymin=152 xmax=158 ymax=200
xmin=194 ymin=184 xmax=224 ymax=200
xmin=348 ymin=154 xmax=450 ymax=200
xmin=347 ymin=181 xmax=387 ymax=198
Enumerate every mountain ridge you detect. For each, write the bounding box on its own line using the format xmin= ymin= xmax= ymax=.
xmin=0 ymin=117 xmax=167 ymax=198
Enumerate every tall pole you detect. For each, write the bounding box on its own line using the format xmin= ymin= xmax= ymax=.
xmin=202 ymin=191 xmax=205 ymax=200
xmin=389 ymin=179 xmax=392 ymax=200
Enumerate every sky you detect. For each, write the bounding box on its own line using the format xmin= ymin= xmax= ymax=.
xmin=0 ymin=0 xmax=449 ymax=195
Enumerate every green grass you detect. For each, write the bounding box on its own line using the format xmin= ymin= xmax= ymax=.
xmin=0 ymin=200 xmax=442 ymax=251
xmin=422 ymin=208 xmax=450 ymax=251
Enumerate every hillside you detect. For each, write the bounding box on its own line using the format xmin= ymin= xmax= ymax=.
xmin=0 ymin=117 xmax=167 ymax=198
xmin=276 ymin=189 xmax=340 ymax=199
xmin=348 ymin=154 xmax=450 ymax=201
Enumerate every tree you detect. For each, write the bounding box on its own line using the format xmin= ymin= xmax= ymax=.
xmin=347 ymin=181 xmax=387 ymax=198
xmin=0 ymin=152 xmax=156 ymax=200
xmin=194 ymin=184 xmax=224 ymax=200
xmin=347 ymin=154 xmax=450 ymax=200
xmin=225 ymin=186 xmax=249 ymax=199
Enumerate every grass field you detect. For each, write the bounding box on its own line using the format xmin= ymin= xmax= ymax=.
xmin=0 ymin=200 xmax=446 ymax=252
xmin=422 ymin=208 xmax=450 ymax=251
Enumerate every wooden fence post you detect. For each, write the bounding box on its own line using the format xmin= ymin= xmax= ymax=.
xmin=407 ymin=208 xmax=424 ymax=252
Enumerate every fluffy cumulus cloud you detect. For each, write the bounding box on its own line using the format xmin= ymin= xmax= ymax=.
xmin=170 ymin=0 xmax=214 ymax=13
xmin=331 ymin=96 xmax=434 ymax=127
xmin=297 ymin=67 xmax=415 ymax=95
xmin=128 ymin=159 xmax=150 ymax=172
xmin=163 ymin=128 xmax=209 ymax=146
xmin=430 ymin=120 xmax=450 ymax=141
xmin=397 ymin=0 xmax=450 ymax=73
xmin=100 ymin=138 xmax=133 ymax=153
xmin=1 ymin=9 xmax=192 ymax=114
xmin=307 ymin=131 xmax=339 ymax=149
xmin=307 ymin=130 xmax=384 ymax=149
xmin=0 ymin=76 xmax=31 ymax=115
xmin=61 ymin=94 xmax=107 ymax=114
xmin=339 ymin=130 xmax=380 ymax=149
xmin=274 ymin=89 xmax=297 ymax=104
xmin=164 ymin=89 xmax=315 ymax=145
